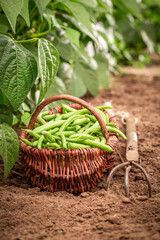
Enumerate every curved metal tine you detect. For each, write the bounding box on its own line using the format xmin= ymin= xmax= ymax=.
xmin=132 ymin=162 xmax=152 ymax=197
xmin=105 ymin=162 xmax=130 ymax=191
xmin=124 ymin=165 xmax=132 ymax=198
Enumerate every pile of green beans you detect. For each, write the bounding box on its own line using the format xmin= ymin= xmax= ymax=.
xmin=21 ymin=104 xmax=127 ymax=152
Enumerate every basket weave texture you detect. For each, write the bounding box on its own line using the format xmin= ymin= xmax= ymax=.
xmin=19 ymin=95 xmax=119 ymax=194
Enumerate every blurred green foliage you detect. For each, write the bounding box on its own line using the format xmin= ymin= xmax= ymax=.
xmin=0 ymin=0 xmax=160 ymax=102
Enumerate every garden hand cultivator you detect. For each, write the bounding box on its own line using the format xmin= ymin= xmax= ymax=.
xmin=105 ymin=116 xmax=152 ymax=198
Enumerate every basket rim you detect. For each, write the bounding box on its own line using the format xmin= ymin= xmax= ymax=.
xmin=19 ymin=103 xmax=119 ymax=155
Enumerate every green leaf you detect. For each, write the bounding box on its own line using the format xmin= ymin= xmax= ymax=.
xmin=144 ymin=0 xmax=160 ymax=6
xmin=119 ymin=0 xmax=142 ymax=20
xmin=21 ymin=112 xmax=31 ymax=125
xmin=58 ymin=0 xmax=93 ymax=34
xmin=45 ymin=76 xmax=66 ymax=97
xmin=34 ymin=0 xmax=50 ymax=19
xmin=56 ymin=41 xmax=77 ymax=62
xmin=45 ymin=76 xmax=67 ymax=108
xmin=0 ymin=124 xmax=19 ymax=181
xmin=0 ymin=105 xmax=13 ymax=126
xmin=20 ymin=0 xmax=30 ymax=27
xmin=38 ymin=38 xmax=59 ymax=103
xmin=0 ymin=89 xmax=10 ymax=106
xmin=76 ymin=60 xmax=99 ymax=96
xmin=0 ymin=34 xmax=38 ymax=111
xmin=78 ymin=0 xmax=97 ymax=8
xmin=0 ymin=14 xmax=11 ymax=33
xmin=0 ymin=0 xmax=23 ymax=32
xmin=12 ymin=115 xmax=19 ymax=125
xmin=95 ymin=53 xmax=110 ymax=90
xmin=68 ymin=62 xmax=87 ymax=97
xmin=65 ymin=27 xmax=80 ymax=47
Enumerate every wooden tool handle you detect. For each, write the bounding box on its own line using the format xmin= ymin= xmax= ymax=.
xmin=126 ymin=116 xmax=138 ymax=162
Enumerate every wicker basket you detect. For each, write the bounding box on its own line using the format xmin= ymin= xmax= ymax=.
xmin=19 ymin=95 xmax=119 ymax=194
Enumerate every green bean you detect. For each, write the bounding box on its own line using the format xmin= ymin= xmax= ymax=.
xmin=37 ymin=135 xmax=44 ymax=149
xmin=100 ymin=136 xmax=106 ymax=144
xmin=60 ymin=134 xmax=67 ymax=150
xmin=21 ymin=138 xmax=33 ymax=146
xmin=22 ymin=129 xmax=40 ymax=139
xmin=95 ymin=137 xmax=100 ymax=142
xmin=106 ymin=123 xmax=116 ymax=127
xmin=96 ymin=106 xmax=112 ymax=110
xmin=95 ymin=108 xmax=107 ymax=124
xmin=84 ymin=125 xmax=127 ymax=139
xmin=75 ymin=125 xmax=81 ymax=131
xmin=84 ymin=125 xmax=101 ymax=134
xmin=33 ymin=120 xmax=65 ymax=134
xmin=61 ymin=106 xmax=112 ymax=119
xmin=66 ymin=138 xmax=113 ymax=152
xmin=85 ymin=114 xmax=96 ymax=122
xmin=41 ymin=111 xmax=49 ymax=116
xmin=68 ymin=142 xmax=90 ymax=149
xmin=42 ymin=131 xmax=55 ymax=143
xmin=79 ymin=139 xmax=113 ymax=152
xmin=58 ymin=115 xmax=84 ymax=133
xmin=106 ymin=127 xmax=127 ymax=140
xmin=45 ymin=142 xmax=61 ymax=149
xmin=61 ymin=104 xmax=76 ymax=113
xmin=66 ymin=126 xmax=76 ymax=131
xmin=37 ymin=115 xmax=46 ymax=125
xmin=55 ymin=114 xmax=62 ymax=120
xmin=70 ymin=133 xmax=96 ymax=140
xmin=55 ymin=131 xmax=75 ymax=137
xmin=78 ymin=122 xmax=93 ymax=133
xmin=34 ymin=123 xmax=40 ymax=128
xmin=48 ymin=127 xmax=59 ymax=134
xmin=43 ymin=114 xmax=57 ymax=121
xmin=72 ymin=118 xmax=90 ymax=126
xmin=32 ymin=140 xmax=38 ymax=147
xmin=106 ymin=113 xmax=109 ymax=123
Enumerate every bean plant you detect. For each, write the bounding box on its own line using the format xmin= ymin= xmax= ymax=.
xmin=0 ymin=0 xmax=160 ymax=180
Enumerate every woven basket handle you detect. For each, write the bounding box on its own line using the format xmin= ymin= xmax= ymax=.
xmin=28 ymin=94 xmax=109 ymax=141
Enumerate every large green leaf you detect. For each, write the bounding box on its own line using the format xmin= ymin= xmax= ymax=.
xmin=65 ymin=27 xmax=80 ymax=48
xmin=0 ymin=124 xmax=19 ymax=181
xmin=21 ymin=112 xmax=31 ymax=126
xmin=95 ymin=53 xmax=110 ymax=90
xmin=20 ymin=0 xmax=30 ymax=26
xmin=144 ymin=0 xmax=160 ymax=6
xmin=78 ymin=0 xmax=97 ymax=8
xmin=119 ymin=0 xmax=142 ymax=20
xmin=46 ymin=76 xmax=66 ymax=97
xmin=45 ymin=76 xmax=67 ymax=108
xmin=0 ymin=34 xmax=38 ymax=111
xmin=68 ymin=61 xmax=87 ymax=97
xmin=76 ymin=60 xmax=99 ymax=96
xmin=0 ymin=105 xmax=13 ymax=126
xmin=0 ymin=89 xmax=10 ymax=106
xmin=56 ymin=41 xmax=77 ymax=62
xmin=0 ymin=14 xmax=11 ymax=33
xmin=0 ymin=0 xmax=23 ymax=32
xmin=38 ymin=38 xmax=59 ymax=103
xmin=57 ymin=0 xmax=93 ymax=34
xmin=34 ymin=0 xmax=51 ymax=19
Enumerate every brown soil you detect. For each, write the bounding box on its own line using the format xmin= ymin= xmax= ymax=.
xmin=0 ymin=57 xmax=160 ymax=240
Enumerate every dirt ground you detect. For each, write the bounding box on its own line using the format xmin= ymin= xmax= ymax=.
xmin=0 ymin=56 xmax=160 ymax=240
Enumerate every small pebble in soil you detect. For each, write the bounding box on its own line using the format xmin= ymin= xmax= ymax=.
xmin=80 ymin=192 xmax=90 ymax=198
xmin=136 ymin=196 xmax=148 ymax=201
xmin=122 ymin=197 xmax=131 ymax=204
xmin=105 ymin=215 xmax=122 ymax=225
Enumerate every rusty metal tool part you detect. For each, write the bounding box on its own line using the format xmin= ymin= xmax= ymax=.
xmin=105 ymin=116 xmax=152 ymax=198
